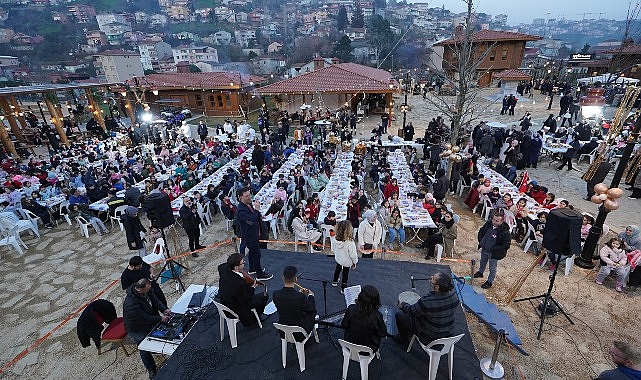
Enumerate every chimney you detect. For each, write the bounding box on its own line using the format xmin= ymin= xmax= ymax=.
xmin=331 ymin=57 xmax=340 ymax=65
xmin=454 ymin=24 xmax=464 ymax=37
xmin=313 ymin=57 xmax=324 ymax=71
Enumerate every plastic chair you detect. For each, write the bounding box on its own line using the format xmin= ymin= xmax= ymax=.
xmin=212 ymin=301 xmax=262 ymax=349
xmin=0 ymin=212 xmax=40 ymax=238
xmin=272 ymin=323 xmax=319 ymax=372
xmin=110 ymin=205 xmax=127 ymax=231
xmin=501 ymin=209 xmax=517 ymax=233
xmin=578 ymin=147 xmax=598 ymax=164
xmin=16 ymin=209 xmax=42 ymax=234
xmin=406 ymin=333 xmax=464 ymax=380
xmin=59 ymin=200 xmax=73 ymax=226
xmin=480 ymin=198 xmax=493 ymax=221
xmin=436 ymin=239 xmax=457 ymax=263
xmin=143 ymin=238 xmax=166 ymax=265
xmin=540 ymin=254 xmax=575 ymax=276
xmin=338 ymin=339 xmax=380 ymax=380
xmin=294 ymin=231 xmax=312 ymax=253
xmin=320 ymin=224 xmax=334 ymax=250
xmin=522 ymin=223 xmax=538 ymax=253
xmin=77 ymin=216 xmax=92 ymax=238
xmin=0 ymin=225 xmax=27 ymax=256
xmin=201 ymin=202 xmax=213 ymax=226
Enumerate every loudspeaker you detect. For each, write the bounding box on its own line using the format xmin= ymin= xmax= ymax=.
xmin=145 ymin=191 xmax=175 ymax=229
xmin=542 ymin=208 xmax=582 ymax=255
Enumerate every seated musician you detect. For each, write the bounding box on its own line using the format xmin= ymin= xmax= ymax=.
xmin=394 ymin=271 xmax=459 ymax=346
xmin=217 ymin=253 xmax=269 ymax=327
xmin=273 ymin=266 xmax=316 ymax=338
xmin=341 ymin=285 xmax=387 ymax=352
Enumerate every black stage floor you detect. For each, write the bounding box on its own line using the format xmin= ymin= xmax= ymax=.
xmin=155 ymin=249 xmax=483 ymax=380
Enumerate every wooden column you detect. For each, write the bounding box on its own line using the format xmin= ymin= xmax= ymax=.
xmin=9 ymin=97 xmax=28 ymax=129
xmin=123 ymin=97 xmax=136 ymax=124
xmin=43 ymin=94 xmax=70 ymax=146
xmin=0 ymin=120 xmax=18 ymax=159
xmin=0 ymin=96 xmax=25 ymax=141
xmin=85 ymin=88 xmax=107 ymax=132
xmin=387 ymin=92 xmax=394 ymax=130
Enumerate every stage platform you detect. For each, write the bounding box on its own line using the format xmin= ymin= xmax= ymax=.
xmin=155 ymin=249 xmax=483 ymax=380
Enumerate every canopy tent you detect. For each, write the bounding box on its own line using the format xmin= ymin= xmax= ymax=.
xmin=577 ymin=74 xmax=640 ymax=84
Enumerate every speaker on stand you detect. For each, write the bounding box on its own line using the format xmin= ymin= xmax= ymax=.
xmin=146 ymin=191 xmax=186 ymax=292
xmin=514 ymin=208 xmax=581 ymax=339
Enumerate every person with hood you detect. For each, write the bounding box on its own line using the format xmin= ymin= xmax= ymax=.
xmin=121 ymin=206 xmax=147 ymax=256
xmin=123 ymin=278 xmax=171 ymax=379
xmin=358 ymin=210 xmax=383 ymax=258
xmin=473 ymin=211 xmax=511 ymax=289
xmin=331 ymin=220 xmax=359 ymax=293
xmin=432 ymin=168 xmax=449 ymax=202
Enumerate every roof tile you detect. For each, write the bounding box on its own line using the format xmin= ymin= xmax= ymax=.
xmin=144 ymin=72 xmax=265 ymax=89
xmin=434 ymin=29 xmax=542 ymax=46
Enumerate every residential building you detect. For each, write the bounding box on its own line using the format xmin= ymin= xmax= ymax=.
xmin=168 ymin=5 xmax=190 ymax=21
xmin=345 ymin=28 xmax=366 ymax=41
xmin=149 ymin=14 xmax=169 ymax=28
xmin=96 ymin=13 xmax=130 ymax=30
xmin=267 ymin=42 xmax=282 ymax=54
xmin=250 ymin=56 xmax=286 ymax=75
xmin=94 ymin=50 xmax=144 ymax=82
xmin=213 ymin=30 xmax=232 ymax=45
xmin=606 ymin=44 xmax=641 ymax=80
xmin=234 ymin=30 xmax=256 ymax=47
xmin=0 ymin=29 xmax=15 ymax=44
xmin=138 ymin=41 xmax=173 ymax=72
xmin=83 ymin=30 xmax=109 ymax=53
xmin=433 ymin=29 xmax=542 ymax=86
xmin=172 ymin=45 xmax=219 ymax=65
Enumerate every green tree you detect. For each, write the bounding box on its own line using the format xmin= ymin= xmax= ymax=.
xmin=580 ymin=43 xmax=591 ymax=54
xmin=351 ymin=3 xmax=365 ymax=28
xmin=367 ymin=14 xmax=394 ymax=67
xmin=189 ymin=64 xmax=202 ymax=72
xmin=337 ymin=5 xmax=348 ymax=31
xmin=332 ymin=35 xmax=353 ymax=62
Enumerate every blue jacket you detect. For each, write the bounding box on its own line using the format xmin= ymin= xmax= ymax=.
xmin=236 ymin=202 xmax=262 ymax=242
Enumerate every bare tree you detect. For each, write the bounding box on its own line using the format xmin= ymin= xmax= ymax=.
xmin=421 ymin=0 xmax=495 ymax=146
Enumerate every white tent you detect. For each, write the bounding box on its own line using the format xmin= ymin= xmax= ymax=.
xmin=577 ymin=74 xmax=640 ymax=84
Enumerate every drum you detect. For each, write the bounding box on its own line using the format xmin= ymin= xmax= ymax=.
xmin=398 ymin=291 xmax=420 ymax=305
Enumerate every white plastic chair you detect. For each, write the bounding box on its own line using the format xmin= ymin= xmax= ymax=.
xmin=77 ymin=216 xmax=92 ymax=238
xmin=16 ymin=209 xmax=42 ymax=236
xmin=501 ymin=209 xmax=517 ymax=233
xmin=540 ymin=254 xmax=575 ymax=276
xmin=578 ymin=147 xmax=598 ymax=164
xmin=480 ymin=198 xmax=493 ymax=221
xmin=110 ymin=205 xmax=127 ymax=231
xmin=201 ymin=201 xmax=213 ymax=226
xmin=0 ymin=212 xmax=40 ymax=239
xmin=0 ymin=225 xmax=27 ymax=256
xmin=522 ymin=222 xmax=538 ymax=253
xmin=143 ymin=238 xmax=167 ymax=265
xmin=320 ymin=224 xmax=334 ymax=250
xmin=59 ymin=201 xmax=73 ymax=226
xmin=212 ymin=301 xmax=262 ymax=349
xmin=272 ymin=323 xmax=319 ymax=372
xmin=406 ymin=333 xmax=464 ymax=380
xmin=294 ymin=231 xmax=312 ymax=253
xmin=338 ymin=339 xmax=380 ymax=380
xmin=436 ymin=239 xmax=457 ymax=263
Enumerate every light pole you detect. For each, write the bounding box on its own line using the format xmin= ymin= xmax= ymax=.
xmin=401 ymin=71 xmax=410 ymax=130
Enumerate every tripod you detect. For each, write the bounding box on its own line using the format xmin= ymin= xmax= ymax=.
xmin=156 ymin=226 xmax=187 ymax=292
xmin=514 ymin=252 xmax=574 ymax=339
xmin=298 ymin=275 xmax=338 ymax=348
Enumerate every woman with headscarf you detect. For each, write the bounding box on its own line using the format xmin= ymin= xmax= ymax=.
xmin=619 ymin=225 xmax=641 ymax=287
xmin=121 ymin=206 xmax=147 ymax=256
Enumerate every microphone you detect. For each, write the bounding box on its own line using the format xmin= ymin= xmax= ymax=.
xmin=411 ymin=275 xmax=415 ymax=291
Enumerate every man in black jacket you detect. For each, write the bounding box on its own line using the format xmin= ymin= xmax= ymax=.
xmin=236 ymin=187 xmax=272 ymax=280
xmin=124 ymin=182 xmax=141 ymax=207
xmin=121 ymin=256 xmax=167 ymax=306
xmin=121 ymin=206 xmax=147 ymax=256
xmin=197 ymin=120 xmax=208 ymax=143
xmin=218 ymin=253 xmax=269 ymax=327
xmin=473 ymin=212 xmax=511 ymax=289
xmin=179 ymin=197 xmax=204 ymax=257
xmin=123 ymin=278 xmax=171 ymax=379
xmin=273 ymin=266 xmax=316 ymax=336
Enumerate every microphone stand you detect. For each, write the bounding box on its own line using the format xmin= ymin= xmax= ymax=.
xmin=298 ymin=275 xmax=338 ymax=347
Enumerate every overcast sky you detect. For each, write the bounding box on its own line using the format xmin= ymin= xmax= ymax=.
xmin=408 ymin=1 xmax=631 ymax=24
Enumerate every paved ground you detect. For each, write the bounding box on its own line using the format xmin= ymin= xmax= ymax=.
xmin=0 ymin=86 xmax=639 ymax=379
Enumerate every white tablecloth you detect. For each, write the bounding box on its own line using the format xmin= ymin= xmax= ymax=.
xmin=388 ymin=150 xmax=436 ymax=229
xmin=317 ymin=152 xmax=354 ymax=222
xmin=255 ymin=148 xmax=306 ymax=215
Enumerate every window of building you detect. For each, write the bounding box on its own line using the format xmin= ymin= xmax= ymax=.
xmin=489 ymin=50 xmax=495 ymax=62
xmin=195 ymin=94 xmax=203 ymax=107
xmin=501 ymin=50 xmax=508 ymax=60
xmin=225 ymin=94 xmax=231 ymax=107
xmin=208 ymin=95 xmax=216 ymax=108
xmin=217 ymin=95 xmax=224 ymax=107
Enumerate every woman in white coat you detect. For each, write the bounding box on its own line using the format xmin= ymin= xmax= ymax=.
xmin=331 ymin=220 xmax=358 ymax=293
xmin=291 ymin=207 xmax=323 ymax=251
xmin=358 ymin=210 xmax=383 ymax=258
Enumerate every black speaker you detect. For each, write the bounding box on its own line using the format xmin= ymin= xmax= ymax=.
xmin=145 ymin=191 xmax=175 ymax=229
xmin=542 ymin=208 xmax=582 ymax=255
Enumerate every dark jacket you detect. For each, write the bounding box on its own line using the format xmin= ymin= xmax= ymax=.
xmin=564 ymin=139 xmax=581 ymax=159
xmin=477 ymin=220 xmax=511 ymax=260
xmin=341 ymin=303 xmax=387 ymax=351
xmin=121 ymin=213 xmax=146 ymax=250
xmin=77 ymin=299 xmax=117 ymax=348
xmin=432 ymin=172 xmax=449 ymax=200
xmin=122 ymin=284 xmax=167 ymax=335
xmin=236 ymin=202 xmax=262 ymax=243
xmin=106 ymin=196 xmax=126 ymax=217
xmin=217 ymin=263 xmax=258 ymax=326
xmin=179 ymin=204 xmax=201 ymax=231
xmin=273 ymin=287 xmax=316 ymax=333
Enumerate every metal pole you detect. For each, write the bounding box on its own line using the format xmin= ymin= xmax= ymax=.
xmin=402 ymin=72 xmax=408 ymax=130
xmin=480 ymin=329 xmax=505 ymax=379
xmin=576 ymin=113 xmax=641 ymax=268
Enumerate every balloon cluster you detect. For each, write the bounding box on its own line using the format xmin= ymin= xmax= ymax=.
xmin=590 ymin=183 xmax=624 ymax=211
xmin=440 ymin=143 xmax=462 ymax=163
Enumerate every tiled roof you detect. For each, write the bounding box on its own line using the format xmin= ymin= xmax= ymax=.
xmin=143 ymin=72 xmax=266 ymax=90
xmin=605 ymin=44 xmax=641 ymax=55
xmin=493 ymin=69 xmax=531 ymax=80
xmin=257 ymin=63 xmax=400 ymax=95
xmin=95 ymin=50 xmax=138 ymax=56
xmin=434 ymin=29 xmax=542 ymax=46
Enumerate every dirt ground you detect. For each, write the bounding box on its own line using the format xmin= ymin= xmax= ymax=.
xmin=0 ymin=87 xmax=639 ymax=379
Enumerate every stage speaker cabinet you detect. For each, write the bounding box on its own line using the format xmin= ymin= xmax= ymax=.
xmin=542 ymin=208 xmax=582 ymax=255
xmin=145 ymin=191 xmax=175 ymax=229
